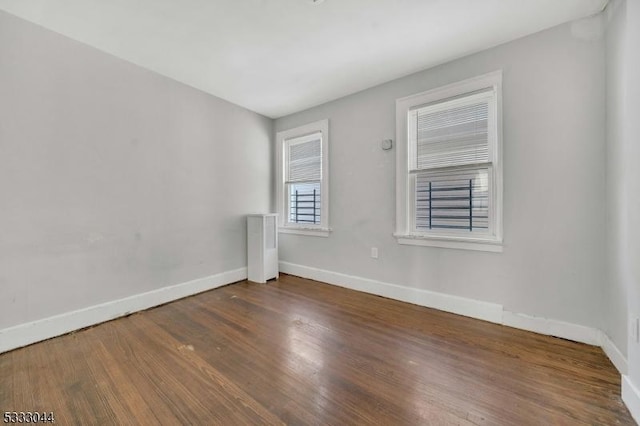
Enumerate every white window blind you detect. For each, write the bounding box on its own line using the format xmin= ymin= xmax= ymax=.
xmin=286 ymin=134 xmax=322 ymax=183
xmin=410 ymin=90 xmax=493 ymax=172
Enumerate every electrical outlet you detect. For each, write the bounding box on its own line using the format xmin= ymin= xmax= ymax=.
xmin=633 ymin=316 xmax=640 ymax=344
xmin=371 ymin=247 xmax=378 ymax=259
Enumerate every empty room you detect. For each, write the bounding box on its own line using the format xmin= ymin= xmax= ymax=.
xmin=1 ymin=0 xmax=639 ymax=424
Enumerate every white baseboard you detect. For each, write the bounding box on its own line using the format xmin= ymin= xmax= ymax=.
xmin=600 ymin=332 xmax=628 ymax=375
xmin=0 ymin=267 xmax=247 ymax=354
xmin=279 ymin=262 xmax=603 ymax=347
xmin=280 ymin=261 xmax=504 ymax=324
xmin=623 ymin=376 xmax=640 ymax=424
xmin=501 ymin=311 xmax=601 ymax=346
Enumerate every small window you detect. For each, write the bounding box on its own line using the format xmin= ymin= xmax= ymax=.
xmin=276 ymin=120 xmax=330 ymax=237
xmin=395 ymin=72 xmax=503 ymax=251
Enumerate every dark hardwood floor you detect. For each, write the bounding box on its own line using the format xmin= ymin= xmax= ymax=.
xmin=0 ymin=274 xmax=635 ymax=425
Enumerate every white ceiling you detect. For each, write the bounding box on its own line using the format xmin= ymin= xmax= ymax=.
xmin=0 ymin=0 xmax=607 ymax=118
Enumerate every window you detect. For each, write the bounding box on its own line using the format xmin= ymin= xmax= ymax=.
xmin=276 ymin=119 xmax=330 ymax=237
xmin=395 ymin=72 xmax=503 ymax=252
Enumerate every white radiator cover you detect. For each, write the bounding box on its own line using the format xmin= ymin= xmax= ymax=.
xmin=247 ymin=214 xmax=279 ymax=283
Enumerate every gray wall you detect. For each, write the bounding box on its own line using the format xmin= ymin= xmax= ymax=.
xmin=605 ymin=0 xmax=640 ymax=394
xmin=625 ymin=0 xmax=640 ymax=394
xmin=275 ymin=22 xmax=606 ymax=329
xmin=0 ymin=11 xmax=272 ymax=329
xmin=604 ymin=0 xmax=630 ymax=362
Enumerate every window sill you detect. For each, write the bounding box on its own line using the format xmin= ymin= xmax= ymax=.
xmin=279 ymin=227 xmax=331 ymax=237
xmin=393 ymin=233 xmax=503 ymax=252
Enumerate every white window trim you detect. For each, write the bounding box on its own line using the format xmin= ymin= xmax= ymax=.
xmin=394 ymin=71 xmax=503 ymax=252
xmin=276 ymin=119 xmax=330 ymax=237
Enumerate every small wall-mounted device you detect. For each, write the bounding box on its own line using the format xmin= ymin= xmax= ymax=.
xmin=382 ymin=139 xmax=393 ymax=150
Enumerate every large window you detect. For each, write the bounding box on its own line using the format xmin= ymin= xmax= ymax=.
xmin=395 ymin=72 xmax=503 ymax=251
xmin=276 ymin=120 xmax=330 ymax=237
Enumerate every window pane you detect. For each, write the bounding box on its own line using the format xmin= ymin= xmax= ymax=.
xmin=288 ymin=182 xmax=321 ymax=225
xmin=415 ymin=169 xmax=489 ymax=232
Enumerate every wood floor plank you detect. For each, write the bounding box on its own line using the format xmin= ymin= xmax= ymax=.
xmin=0 ymin=274 xmax=635 ymax=425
